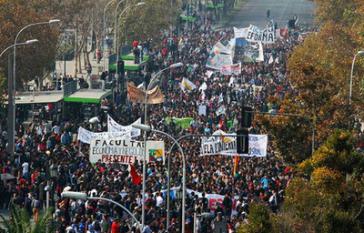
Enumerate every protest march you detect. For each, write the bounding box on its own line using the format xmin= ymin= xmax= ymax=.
xmin=0 ymin=4 xmax=318 ymax=233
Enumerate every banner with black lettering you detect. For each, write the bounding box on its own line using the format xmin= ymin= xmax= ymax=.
xmin=77 ymin=127 xmax=130 ymax=144
xmin=90 ymin=138 xmax=165 ymax=164
xmin=246 ymin=24 xmax=276 ymax=44
xmin=200 ymin=130 xmax=267 ymax=157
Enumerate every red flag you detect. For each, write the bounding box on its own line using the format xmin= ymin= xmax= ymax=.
xmin=129 ymin=164 xmax=142 ymax=185
xmin=233 ymin=156 xmax=239 ymax=176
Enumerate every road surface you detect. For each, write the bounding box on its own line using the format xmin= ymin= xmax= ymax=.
xmin=228 ymin=0 xmax=315 ymax=28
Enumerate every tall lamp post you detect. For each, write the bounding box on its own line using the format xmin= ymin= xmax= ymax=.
xmin=115 ymin=2 xmax=145 ymax=91
xmin=141 ymin=62 xmax=183 ymax=231
xmin=10 ymin=19 xmax=60 ymax=157
xmin=61 ymin=191 xmax=142 ymax=230
xmin=133 ymin=123 xmax=187 ymax=233
xmin=1 ymin=40 xmax=38 ymax=155
xmin=349 ymin=50 xmax=364 ymax=105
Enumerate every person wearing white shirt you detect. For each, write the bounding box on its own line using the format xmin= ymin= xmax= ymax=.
xmin=22 ymin=162 xmax=29 ymax=177
xmin=156 ymin=192 xmax=163 ymax=207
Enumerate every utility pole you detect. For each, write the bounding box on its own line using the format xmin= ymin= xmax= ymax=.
xmin=7 ymin=53 xmax=14 ymax=157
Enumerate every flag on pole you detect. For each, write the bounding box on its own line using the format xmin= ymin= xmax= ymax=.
xmin=218 ymin=93 xmax=224 ymax=103
xmin=233 ymin=156 xmax=239 ymax=176
xmin=129 ymin=164 xmax=142 ymax=185
xmin=127 ymin=82 xmax=164 ymax=104
xmin=180 ymin=77 xmax=197 ymax=92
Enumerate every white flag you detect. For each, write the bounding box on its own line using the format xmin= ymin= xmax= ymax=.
xmin=218 ymin=93 xmax=224 ymax=103
xmin=180 ymin=77 xmax=197 ymax=92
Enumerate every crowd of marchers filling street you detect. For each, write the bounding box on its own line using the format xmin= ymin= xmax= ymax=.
xmin=0 ymin=10 xmax=311 ymax=233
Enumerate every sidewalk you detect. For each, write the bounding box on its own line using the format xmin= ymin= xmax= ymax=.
xmin=55 ymin=52 xmax=109 ymax=78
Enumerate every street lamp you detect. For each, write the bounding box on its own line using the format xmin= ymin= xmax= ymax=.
xmin=0 ymin=40 xmax=38 ymax=58
xmin=147 ymin=62 xmax=183 ymax=90
xmin=115 ymin=2 xmax=146 ymax=90
xmin=132 ymin=123 xmax=187 ymax=233
xmin=349 ymin=50 xmax=364 ymax=104
xmin=61 ymin=191 xmax=141 ymax=230
xmin=140 ymin=62 xmax=183 ymax=231
xmin=9 ymin=19 xmax=61 ymax=157
xmin=1 ymin=39 xmax=38 ymax=155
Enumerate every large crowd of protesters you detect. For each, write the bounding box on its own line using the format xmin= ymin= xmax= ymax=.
xmin=0 ymin=9 xmax=310 ymax=233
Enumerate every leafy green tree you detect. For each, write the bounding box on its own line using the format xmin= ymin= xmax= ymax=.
xmin=118 ymin=0 xmax=181 ymax=44
xmin=277 ymin=130 xmax=364 ymax=233
xmin=0 ymin=206 xmax=54 ymax=233
xmin=0 ymin=0 xmax=59 ymax=89
xmin=238 ymin=203 xmax=273 ymax=233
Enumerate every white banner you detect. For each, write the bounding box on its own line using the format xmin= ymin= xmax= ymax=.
xmin=220 ymin=63 xmax=241 ymax=75
xmin=246 ymin=24 xmax=276 ymax=44
xmin=233 ymin=27 xmax=248 ymax=38
xmin=107 ymin=115 xmax=141 ymax=138
xmin=77 ymin=127 xmax=130 ymax=144
xmin=90 ymin=138 xmax=165 ymax=164
xmin=200 ymin=131 xmax=267 ymax=157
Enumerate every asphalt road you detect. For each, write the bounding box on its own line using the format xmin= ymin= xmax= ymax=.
xmin=228 ymin=0 xmax=315 ymax=28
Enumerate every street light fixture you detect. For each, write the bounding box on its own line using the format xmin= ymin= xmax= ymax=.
xmin=140 ymin=62 xmax=182 ymax=231
xmin=25 ymin=39 xmax=39 ymax=44
xmin=148 ymin=62 xmax=184 ymax=90
xmin=115 ymin=1 xmax=146 ymax=88
xmin=0 ymin=40 xmax=38 ymax=58
xmin=349 ymin=50 xmax=364 ymax=105
xmin=48 ymin=19 xmax=61 ymax=24
xmin=133 ymin=123 xmax=187 ymax=233
xmin=8 ymin=19 xmax=61 ymax=158
xmin=61 ymin=191 xmax=142 ymax=230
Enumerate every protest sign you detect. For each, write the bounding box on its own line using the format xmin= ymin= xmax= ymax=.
xmin=200 ymin=130 xmax=268 ymax=157
xmin=242 ymin=41 xmax=264 ymax=63
xmin=147 ymin=141 xmax=165 ymax=162
xmin=212 ymin=42 xmax=233 ymax=55
xmin=165 ymin=117 xmax=194 ymax=129
xmin=216 ymin=105 xmax=226 ymax=116
xmin=206 ymin=52 xmax=233 ymax=70
xmin=246 ymin=24 xmax=276 ymax=44
xmin=107 ymin=115 xmax=141 ymax=138
xmin=90 ymin=138 xmax=165 ymax=164
xmin=198 ymin=104 xmax=207 ymax=116
xmin=180 ymin=77 xmax=197 ymax=92
xmin=77 ymin=127 xmax=130 ymax=144
xmin=233 ymin=27 xmax=249 ymax=38
xmin=220 ymin=63 xmax=241 ymax=75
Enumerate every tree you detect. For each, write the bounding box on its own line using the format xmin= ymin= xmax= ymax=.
xmin=0 ymin=206 xmax=54 ymax=233
xmin=274 ymin=130 xmax=364 ymax=233
xmin=0 ymin=0 xmax=59 ymax=90
xmin=118 ymin=0 xmax=181 ymax=45
xmin=238 ymin=203 xmax=273 ymax=233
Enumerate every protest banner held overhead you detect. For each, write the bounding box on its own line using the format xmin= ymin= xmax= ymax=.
xmin=77 ymin=127 xmax=130 ymax=144
xmin=127 ymin=82 xmax=164 ymax=104
xmin=233 ymin=27 xmax=249 ymax=39
xmin=89 ymin=137 xmax=165 ymax=164
xmin=220 ymin=63 xmax=241 ymax=75
xmin=200 ymin=130 xmax=268 ymax=157
xmin=165 ymin=117 xmax=194 ymax=129
xmin=107 ymin=115 xmax=141 ymax=138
